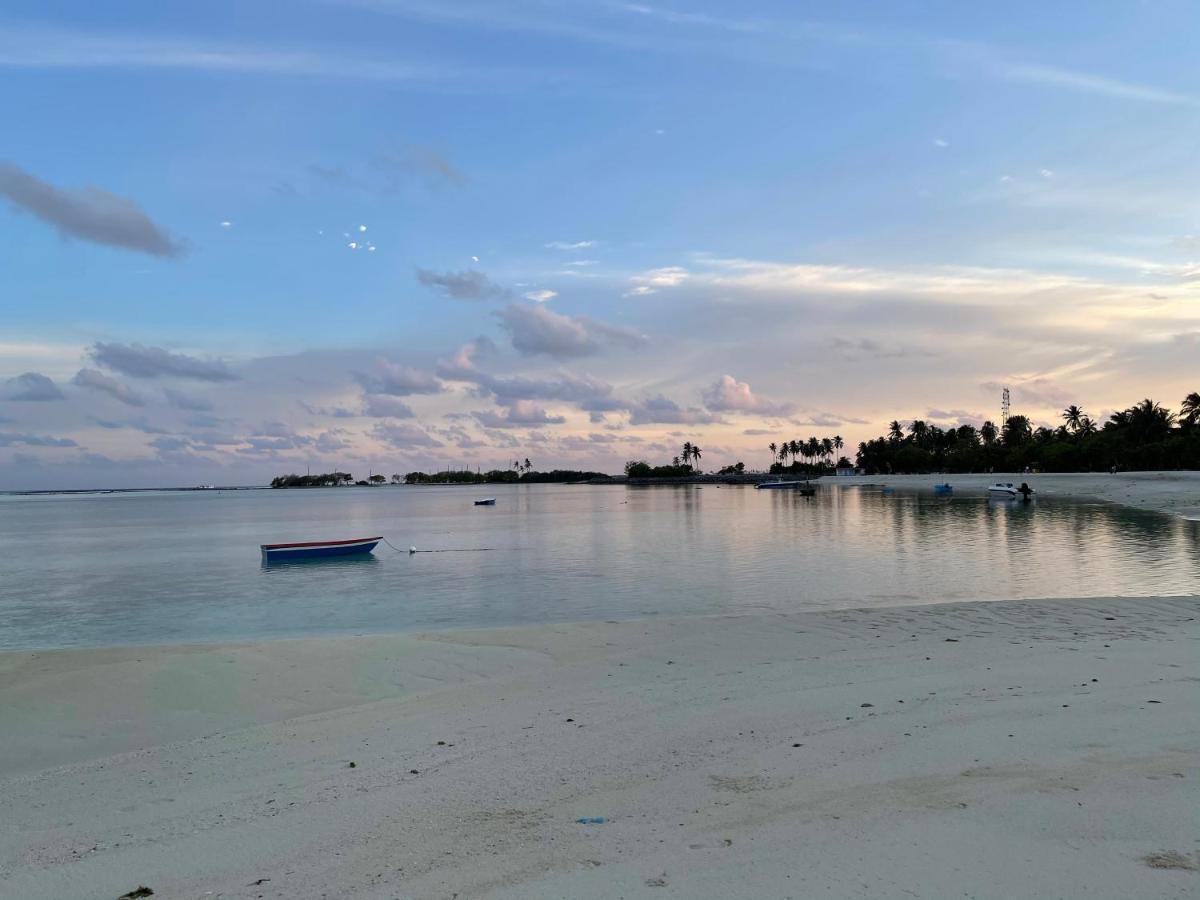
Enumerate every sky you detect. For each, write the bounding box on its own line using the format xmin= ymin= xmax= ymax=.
xmin=2 ymin=1 xmax=1199 ymax=489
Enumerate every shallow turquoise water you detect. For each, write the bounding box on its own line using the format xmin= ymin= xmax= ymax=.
xmin=0 ymin=484 xmax=1197 ymax=650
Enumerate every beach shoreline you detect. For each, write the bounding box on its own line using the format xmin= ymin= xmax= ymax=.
xmin=2 ymin=594 xmax=1197 ymax=899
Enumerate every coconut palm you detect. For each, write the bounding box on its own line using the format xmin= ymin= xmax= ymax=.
xmin=888 ymin=420 xmax=904 ymax=442
xmin=789 ymin=439 xmax=802 ymax=467
xmin=768 ymin=441 xmax=778 ymax=463
xmin=691 ymin=445 xmax=702 ymax=470
xmin=1181 ymin=392 xmax=1200 ymax=427
xmin=681 ymin=441 xmax=693 ymax=468
xmin=1078 ymin=415 xmax=1098 ymax=436
xmin=833 ymin=435 xmax=844 ymax=456
xmin=821 ymin=437 xmax=834 ymax=465
xmin=1062 ymin=405 xmax=1085 ymax=433
xmin=980 ymin=421 xmax=998 ymax=445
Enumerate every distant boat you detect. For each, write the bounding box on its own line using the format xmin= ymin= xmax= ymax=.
xmin=988 ymin=482 xmax=1035 ymax=500
xmin=474 ymin=498 xmax=497 ymax=506
xmin=756 ymin=480 xmax=815 ymax=495
xmin=260 ymin=536 xmax=382 ymax=562
xmin=934 ymin=483 xmax=953 ymax=494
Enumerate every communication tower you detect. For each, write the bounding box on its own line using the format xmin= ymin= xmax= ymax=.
xmin=1001 ymin=387 xmax=1011 ymax=425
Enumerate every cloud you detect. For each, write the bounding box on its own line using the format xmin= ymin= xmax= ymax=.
xmin=416 ymin=267 xmax=507 ymax=300
xmin=89 ymin=342 xmax=237 ymax=381
xmin=362 ymin=394 xmax=416 ymax=418
xmin=355 ymin=360 xmax=443 ymax=396
xmin=310 ymin=147 xmax=467 ymax=193
xmin=702 ymin=374 xmax=793 ymax=415
xmin=545 ymin=240 xmax=597 ymax=250
xmin=1000 ymin=63 xmax=1197 ymax=106
xmin=980 ymin=378 xmax=1072 ymax=409
xmin=627 ymin=266 xmax=689 ymax=296
xmin=523 ymin=289 xmax=558 ymax=303
xmin=370 ymin=422 xmax=443 ymax=449
xmin=932 ymin=137 xmax=949 ymax=148
xmin=790 ymin=411 xmax=870 ymax=427
xmin=743 ymin=428 xmax=773 ymax=435
xmin=472 ymin=400 xmax=566 ymax=428
xmin=926 ymin=408 xmax=987 ymax=427
xmin=629 ymin=395 xmax=722 ymax=425
xmin=494 ymin=305 xmax=647 ymax=359
xmin=1 ymin=371 xmax=63 ymax=401
xmin=72 ymin=368 xmax=146 ymax=406
xmin=0 ymin=431 xmax=78 ymax=448
xmin=0 ymin=161 xmax=183 ymax=257
xmin=373 ymin=147 xmax=466 ymax=187
xmin=0 ymin=23 xmax=493 ymax=84
xmin=830 ymin=337 xmax=936 ymax=360
xmin=163 ymin=388 xmax=214 ymax=411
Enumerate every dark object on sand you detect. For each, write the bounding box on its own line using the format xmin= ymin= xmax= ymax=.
xmin=118 ymin=889 xmax=154 ymax=900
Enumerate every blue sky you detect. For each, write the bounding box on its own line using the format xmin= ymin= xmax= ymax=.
xmin=2 ymin=2 xmax=1199 ymax=487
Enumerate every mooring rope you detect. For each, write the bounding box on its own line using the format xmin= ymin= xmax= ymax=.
xmin=380 ymin=537 xmax=496 ymax=555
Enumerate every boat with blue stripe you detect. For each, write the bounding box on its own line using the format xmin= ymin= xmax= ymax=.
xmin=260 ymin=536 xmax=383 ymax=562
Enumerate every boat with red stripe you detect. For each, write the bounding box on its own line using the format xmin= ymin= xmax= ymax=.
xmin=260 ymin=535 xmax=383 ymax=562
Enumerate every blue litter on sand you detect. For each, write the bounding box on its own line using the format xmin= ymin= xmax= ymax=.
xmin=575 ymin=817 xmax=606 ymax=825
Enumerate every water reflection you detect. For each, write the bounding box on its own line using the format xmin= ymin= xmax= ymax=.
xmin=0 ymin=484 xmax=1196 ymax=650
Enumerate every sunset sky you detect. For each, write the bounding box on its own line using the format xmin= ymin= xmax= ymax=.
xmin=2 ymin=1 xmax=1199 ymax=488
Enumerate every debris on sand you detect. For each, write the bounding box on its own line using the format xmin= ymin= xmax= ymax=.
xmin=1142 ymin=851 xmax=1196 ymax=871
xmin=117 ymin=889 xmax=154 ymax=900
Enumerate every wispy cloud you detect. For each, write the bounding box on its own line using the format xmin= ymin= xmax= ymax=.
xmin=496 ymin=304 xmax=646 ymax=358
xmin=1000 ymin=62 xmax=1197 ymax=106
xmin=545 ymin=240 xmax=598 ymax=250
xmin=0 ymin=162 xmax=183 ymax=257
xmin=0 ymin=23 xmax=480 ymax=84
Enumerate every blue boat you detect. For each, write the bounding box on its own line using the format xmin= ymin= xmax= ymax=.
xmin=260 ymin=536 xmax=383 ymax=562
xmin=934 ymin=483 xmax=953 ymax=494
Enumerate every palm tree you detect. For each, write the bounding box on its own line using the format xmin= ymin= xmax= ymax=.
xmin=821 ymin=437 xmax=834 ymax=465
xmin=523 ymin=457 xmax=532 ymax=473
xmin=888 ymin=420 xmax=904 ymax=442
xmin=789 ymin=439 xmax=801 ymax=468
xmin=1078 ymin=415 xmax=1098 ymax=436
xmin=1181 ymin=392 xmax=1200 ymax=428
xmin=691 ymin=445 xmax=702 ymax=470
xmin=980 ymin=420 xmax=997 ymax=445
xmin=805 ymin=436 xmax=821 ymax=469
xmin=908 ymin=419 xmax=929 ymax=447
xmin=681 ymin=441 xmax=694 ymax=469
xmin=672 ymin=456 xmax=681 ymax=467
xmin=768 ymin=441 xmax=778 ymax=464
xmin=833 ymin=435 xmax=844 ymax=456
xmin=1062 ymin=405 xmax=1085 ymax=433
xmin=776 ymin=443 xmax=788 ymax=466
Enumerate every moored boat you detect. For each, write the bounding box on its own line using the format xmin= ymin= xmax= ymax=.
xmin=988 ymin=482 xmax=1034 ymax=500
xmin=474 ymin=498 xmax=496 ymax=506
xmin=756 ymin=480 xmax=815 ymax=495
xmin=934 ymin=483 xmax=953 ymax=494
xmin=260 ymin=536 xmax=382 ymax=562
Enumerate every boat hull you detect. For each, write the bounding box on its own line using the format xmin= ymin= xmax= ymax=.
xmin=474 ymin=498 xmax=496 ymax=506
xmin=260 ymin=536 xmax=382 ymax=562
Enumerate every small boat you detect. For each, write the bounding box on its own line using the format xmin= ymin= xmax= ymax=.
xmin=988 ymin=482 xmax=1035 ymax=500
xmin=756 ymin=480 xmax=815 ymax=495
xmin=260 ymin=536 xmax=382 ymax=562
xmin=474 ymin=498 xmax=496 ymax=506
xmin=933 ymin=483 xmax=953 ymax=494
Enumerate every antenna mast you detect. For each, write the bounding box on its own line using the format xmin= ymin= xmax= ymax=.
xmin=1001 ymin=387 xmax=1011 ymax=426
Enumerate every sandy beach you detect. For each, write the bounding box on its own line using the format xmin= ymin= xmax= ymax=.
xmin=1 ymin=592 xmax=1197 ymax=899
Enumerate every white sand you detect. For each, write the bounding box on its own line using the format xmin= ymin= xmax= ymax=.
xmin=1 ymin=596 xmax=1197 ymax=899
xmin=831 ymin=470 xmax=1200 ymax=520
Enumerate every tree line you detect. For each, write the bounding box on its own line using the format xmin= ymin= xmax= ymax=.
xmin=855 ymin=393 xmax=1200 ymax=474
xmin=766 ymin=435 xmax=848 ymax=474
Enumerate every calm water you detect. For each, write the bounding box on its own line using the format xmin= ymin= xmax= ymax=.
xmin=1 ymin=484 xmax=1197 ymax=650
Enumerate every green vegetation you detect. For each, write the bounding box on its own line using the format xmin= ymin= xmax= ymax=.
xmin=270 ymin=472 xmax=353 ymax=488
xmin=855 ymin=393 xmax=1200 ymax=474
xmin=766 ymin=435 xmax=844 ymax=475
xmin=403 ymin=468 xmax=608 ymax=484
xmin=624 ymin=441 xmax=708 ymax=478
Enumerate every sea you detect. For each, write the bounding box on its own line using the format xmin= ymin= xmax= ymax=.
xmin=1 ymin=483 xmax=1197 ymax=650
